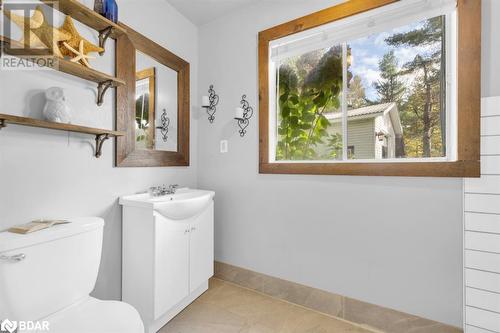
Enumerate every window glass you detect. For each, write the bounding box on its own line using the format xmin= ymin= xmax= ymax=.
xmin=276 ymin=46 xmax=343 ymax=161
xmin=273 ymin=15 xmax=447 ymax=162
xmin=347 ymin=16 xmax=446 ymax=160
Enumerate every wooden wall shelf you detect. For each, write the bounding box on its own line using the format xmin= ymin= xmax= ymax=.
xmin=0 ymin=36 xmax=125 ymax=106
xmin=0 ymin=113 xmax=124 ymax=158
xmin=40 ymin=0 xmax=127 ymax=53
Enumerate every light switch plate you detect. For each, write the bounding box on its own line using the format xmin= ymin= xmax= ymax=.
xmin=220 ymin=140 xmax=228 ymax=153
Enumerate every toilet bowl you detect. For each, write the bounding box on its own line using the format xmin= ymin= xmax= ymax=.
xmin=0 ymin=217 xmax=144 ymax=333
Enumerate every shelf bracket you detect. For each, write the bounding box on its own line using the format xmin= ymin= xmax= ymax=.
xmin=0 ymin=119 xmax=5 ymax=130
xmin=97 ymin=80 xmax=113 ymax=106
xmin=98 ymin=27 xmax=113 ymax=56
xmin=95 ymin=133 xmax=110 ymax=158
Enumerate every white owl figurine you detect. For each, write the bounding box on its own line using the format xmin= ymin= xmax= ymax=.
xmin=43 ymin=87 xmax=71 ymax=124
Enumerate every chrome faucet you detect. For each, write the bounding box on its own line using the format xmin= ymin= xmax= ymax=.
xmin=167 ymin=184 xmax=179 ymax=194
xmin=149 ymin=184 xmax=179 ymax=197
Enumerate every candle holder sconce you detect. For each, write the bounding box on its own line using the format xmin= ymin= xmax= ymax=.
xmin=156 ymin=109 xmax=170 ymax=142
xmin=202 ymin=85 xmax=219 ymax=123
xmin=235 ymin=95 xmax=254 ymax=137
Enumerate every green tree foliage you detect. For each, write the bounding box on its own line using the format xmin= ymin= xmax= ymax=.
xmin=295 ymin=50 xmax=322 ymax=86
xmin=347 ymin=75 xmax=367 ymax=109
xmin=277 ymin=46 xmax=346 ymax=160
xmin=373 ymin=51 xmax=405 ymax=104
xmin=386 ymin=16 xmax=444 ymax=47
xmin=325 ymin=133 xmax=343 ymax=159
xmin=386 ymin=16 xmax=445 ymax=157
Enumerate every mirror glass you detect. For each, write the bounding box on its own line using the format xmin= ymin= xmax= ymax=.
xmin=135 ymin=50 xmax=178 ymax=152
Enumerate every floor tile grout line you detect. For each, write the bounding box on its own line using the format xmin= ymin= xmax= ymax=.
xmin=212 ymin=277 xmax=384 ymax=333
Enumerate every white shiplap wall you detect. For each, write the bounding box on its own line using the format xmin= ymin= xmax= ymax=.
xmin=464 ymin=96 xmax=500 ymax=333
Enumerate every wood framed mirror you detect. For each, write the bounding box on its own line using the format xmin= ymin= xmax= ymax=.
xmin=116 ymin=24 xmax=190 ymax=167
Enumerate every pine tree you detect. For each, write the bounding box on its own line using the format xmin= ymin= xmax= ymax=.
xmin=385 ymin=16 xmax=445 ymax=157
xmin=372 ymin=51 xmax=407 ymax=157
xmin=373 ymin=51 xmax=405 ymax=104
xmin=347 ymin=75 xmax=367 ymax=109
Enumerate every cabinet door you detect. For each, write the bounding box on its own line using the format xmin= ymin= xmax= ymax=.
xmin=189 ymin=202 xmax=214 ymax=292
xmin=154 ymin=214 xmax=190 ymax=319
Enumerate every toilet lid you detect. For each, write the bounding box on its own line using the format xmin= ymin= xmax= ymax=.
xmin=26 ymin=297 xmax=144 ymax=333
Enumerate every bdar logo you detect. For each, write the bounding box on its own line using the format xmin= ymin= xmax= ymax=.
xmin=1 ymin=319 xmax=17 ymax=333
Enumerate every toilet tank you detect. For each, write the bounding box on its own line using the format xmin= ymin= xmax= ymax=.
xmin=0 ymin=217 xmax=104 ymax=322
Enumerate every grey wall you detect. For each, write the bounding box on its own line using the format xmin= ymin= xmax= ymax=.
xmin=0 ymin=0 xmax=198 ymax=300
xmin=197 ymin=0 xmax=499 ymax=327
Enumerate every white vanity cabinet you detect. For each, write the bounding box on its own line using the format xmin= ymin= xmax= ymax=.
xmin=120 ymin=189 xmax=214 ymax=333
xmin=189 ymin=209 xmax=215 ymax=292
xmin=153 ymin=206 xmax=214 ymax=319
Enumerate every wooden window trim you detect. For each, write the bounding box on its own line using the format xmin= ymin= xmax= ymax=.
xmin=258 ymin=0 xmax=481 ymax=177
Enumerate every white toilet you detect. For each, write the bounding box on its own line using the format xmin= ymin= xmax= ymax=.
xmin=0 ymin=217 xmax=144 ymax=333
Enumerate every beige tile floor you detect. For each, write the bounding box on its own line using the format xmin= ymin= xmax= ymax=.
xmin=160 ymin=278 xmax=377 ymax=333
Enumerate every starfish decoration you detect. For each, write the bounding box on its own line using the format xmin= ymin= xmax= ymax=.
xmin=59 ymin=16 xmax=103 ymax=60
xmin=63 ymin=40 xmax=95 ymax=68
xmin=3 ymin=6 xmax=70 ymax=57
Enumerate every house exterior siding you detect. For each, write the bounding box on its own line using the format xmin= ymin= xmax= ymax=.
xmin=318 ymin=103 xmax=402 ymax=160
xmin=329 ymin=118 xmax=375 ymax=159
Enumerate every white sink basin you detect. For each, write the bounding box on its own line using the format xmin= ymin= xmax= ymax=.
xmin=119 ymin=188 xmax=215 ymax=220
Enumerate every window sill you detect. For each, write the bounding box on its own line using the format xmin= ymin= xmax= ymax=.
xmin=259 ymin=160 xmax=480 ymax=177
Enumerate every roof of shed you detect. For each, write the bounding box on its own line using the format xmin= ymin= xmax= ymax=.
xmin=325 ymin=102 xmax=396 ymax=120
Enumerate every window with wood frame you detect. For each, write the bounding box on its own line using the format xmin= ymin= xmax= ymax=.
xmin=258 ymin=0 xmax=481 ymax=177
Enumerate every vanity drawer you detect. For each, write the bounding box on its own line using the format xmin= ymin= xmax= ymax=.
xmin=465 ymin=231 xmax=500 ymax=253
xmin=465 ymin=250 xmax=500 ymax=274
xmin=466 ymin=306 xmax=500 ymax=332
xmin=466 ymin=269 xmax=500 ymax=293
xmin=466 ymin=287 xmax=500 ymax=313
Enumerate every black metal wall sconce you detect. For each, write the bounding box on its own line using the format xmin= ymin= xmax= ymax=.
xmin=234 ymin=95 xmax=254 ymax=137
xmin=201 ymin=85 xmax=219 ymax=123
xmin=156 ymin=109 xmax=170 ymax=142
